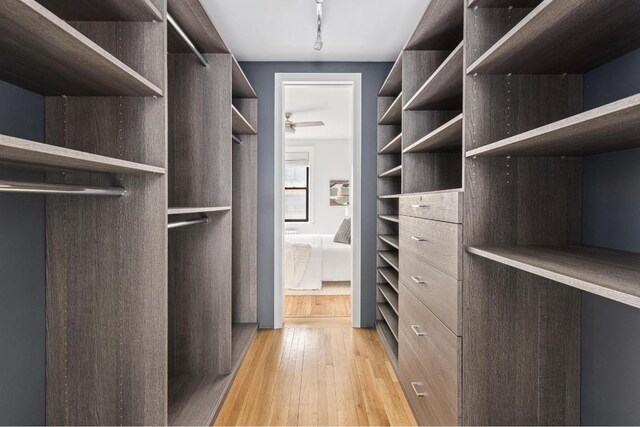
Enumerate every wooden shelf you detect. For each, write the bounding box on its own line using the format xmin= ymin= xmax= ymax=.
xmin=378 ymin=194 xmax=401 ymax=199
xmin=378 ymin=92 xmax=402 ymax=125
xmin=467 ymin=93 xmax=640 ymax=157
xmin=467 ymin=0 xmax=640 ymax=74
xmin=378 ymin=234 xmax=399 ymax=250
xmin=379 ymin=250 xmax=399 ymax=271
xmin=467 ymin=245 xmax=640 ymax=309
xmin=0 ymin=133 xmax=165 ymax=174
xmin=36 ymin=0 xmax=162 ymax=21
xmin=404 ymin=114 xmax=463 ymax=153
xmin=232 ymin=105 xmax=257 ymax=135
xmin=378 ymin=214 xmax=399 ymax=224
xmin=379 ymin=53 xmax=402 ymax=97
xmin=168 ymin=323 xmax=256 ymax=426
xmin=378 ymin=283 xmax=399 ymax=314
xmin=167 ymin=0 xmax=229 ymax=54
xmin=378 ymin=164 xmax=402 ymax=178
xmin=404 ymin=42 xmax=463 ymax=110
xmin=378 ymin=267 xmax=399 ymax=292
xmin=405 ymin=0 xmax=463 ymax=50
xmin=232 ymin=56 xmax=257 ymax=98
xmin=379 ymin=133 xmax=403 ymax=155
xmin=168 ymin=206 xmax=231 ymax=215
xmin=378 ymin=303 xmax=399 ymax=341
xmin=376 ymin=320 xmax=398 ymax=364
xmin=0 ymin=0 xmax=162 ymax=96
xmin=468 ymin=0 xmax=541 ymax=7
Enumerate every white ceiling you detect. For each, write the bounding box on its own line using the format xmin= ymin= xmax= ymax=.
xmin=202 ymin=0 xmax=427 ymax=62
xmin=285 ymin=84 xmax=353 ymax=140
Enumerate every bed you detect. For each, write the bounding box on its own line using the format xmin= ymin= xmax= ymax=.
xmin=284 ymin=234 xmax=351 ymax=290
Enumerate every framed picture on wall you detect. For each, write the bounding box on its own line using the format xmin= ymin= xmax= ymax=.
xmin=329 ymin=180 xmax=349 ymax=206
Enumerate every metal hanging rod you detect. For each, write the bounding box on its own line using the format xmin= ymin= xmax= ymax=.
xmin=0 ymin=180 xmax=125 ymax=196
xmin=167 ymin=13 xmax=209 ymax=67
xmin=167 ymin=216 xmax=209 ymax=230
xmin=232 ymin=134 xmax=243 ymax=144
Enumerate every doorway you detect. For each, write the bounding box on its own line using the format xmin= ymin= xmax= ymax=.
xmin=274 ymin=73 xmax=362 ymax=328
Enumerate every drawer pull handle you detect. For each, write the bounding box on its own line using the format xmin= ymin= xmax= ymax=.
xmin=411 ymin=204 xmax=429 ymax=208
xmin=411 ymin=382 xmax=428 ymax=397
xmin=411 ymin=276 xmax=427 ymax=284
xmin=410 ymin=236 xmax=428 ymax=242
xmin=411 ymin=324 xmax=427 ymax=336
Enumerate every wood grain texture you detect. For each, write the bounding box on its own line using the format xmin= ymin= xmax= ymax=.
xmin=168 ymin=206 xmax=230 ymax=215
xmin=378 ymin=234 xmax=400 ymax=250
xmin=403 ymin=113 xmax=462 ymax=154
xmin=378 ymin=268 xmax=399 ymax=292
xmin=379 ymin=53 xmax=403 ymax=97
xmin=232 ymin=98 xmax=258 ymax=324
xmin=379 ymin=251 xmax=399 ymax=271
xmin=378 ymin=283 xmax=399 ymax=314
xmin=45 ymin=13 xmax=167 ymax=424
xmin=378 ymin=215 xmax=399 ymax=224
xmin=405 ymin=0 xmax=463 ymax=50
xmin=168 ymin=53 xmax=232 ymax=208
xmin=400 ymin=250 xmax=461 ymax=335
xmin=399 ymin=190 xmax=462 ymax=223
xmin=379 ymin=164 xmax=402 ymax=178
xmin=284 ymin=295 xmax=351 ymax=318
xmin=378 ymin=303 xmax=399 ymax=341
xmin=379 ymin=92 xmax=403 ymax=125
xmin=0 ymin=0 xmax=162 ymax=96
xmin=232 ymin=56 xmax=257 ymax=98
xmin=467 ymin=0 xmax=640 ymax=74
xmin=379 ymin=132 xmax=402 ymax=155
xmin=0 ymin=133 xmax=165 ymax=174
xmin=377 ymin=320 xmax=399 ymax=365
xmin=36 ymin=0 xmax=162 ymax=21
xmin=216 ymin=318 xmax=415 ymax=426
xmin=232 ymin=104 xmax=257 ymax=135
xmin=405 ymin=42 xmax=464 ymax=111
xmin=467 ymin=92 xmax=640 ymax=157
xmin=468 ymin=0 xmax=541 ymax=7
xmin=399 ymin=285 xmax=459 ymax=425
xmin=167 ymin=0 xmax=229 ymax=53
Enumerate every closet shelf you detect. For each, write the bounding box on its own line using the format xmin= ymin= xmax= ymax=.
xmin=378 ymin=164 xmax=402 ymax=178
xmin=232 ymin=56 xmax=257 ymax=98
xmin=404 ymin=114 xmax=463 ymax=153
xmin=405 ymin=0 xmax=463 ymax=50
xmin=467 ymin=0 xmax=640 ymax=74
xmin=378 ymin=267 xmax=399 ymax=292
xmin=168 ymin=206 xmax=231 ymax=215
xmin=0 ymin=134 xmax=165 ymax=174
xmin=378 ymin=194 xmax=401 ymax=199
xmin=167 ymin=0 xmax=229 ymax=54
xmin=378 ymin=234 xmax=399 ymax=250
xmin=378 ymin=214 xmax=399 ymax=224
xmin=404 ymin=42 xmax=463 ymax=111
xmin=379 ymin=250 xmax=399 ymax=271
xmin=466 ymin=93 xmax=640 ymax=157
xmin=232 ymin=105 xmax=257 ymax=135
xmin=379 ymin=53 xmax=402 ymax=97
xmin=378 ymin=92 xmax=403 ymax=125
xmin=379 ymin=133 xmax=403 ymax=154
xmin=0 ymin=0 xmax=162 ymax=96
xmin=36 ymin=0 xmax=162 ymax=21
xmin=378 ymin=303 xmax=399 ymax=341
xmin=467 ymin=245 xmax=640 ymax=309
xmin=378 ymin=283 xmax=399 ymax=314
xmin=467 ymin=0 xmax=540 ymax=7
xmin=376 ymin=320 xmax=398 ymax=362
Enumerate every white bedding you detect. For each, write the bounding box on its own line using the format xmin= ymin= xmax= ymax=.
xmin=284 ymin=234 xmax=351 ymax=290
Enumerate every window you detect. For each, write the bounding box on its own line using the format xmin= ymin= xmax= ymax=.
xmin=285 ymin=151 xmax=311 ymax=222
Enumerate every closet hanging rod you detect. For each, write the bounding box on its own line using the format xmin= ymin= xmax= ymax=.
xmin=167 ymin=216 xmax=209 ymax=229
xmin=167 ymin=13 xmax=209 ymax=67
xmin=232 ymin=134 xmax=243 ymax=144
xmin=0 ymin=180 xmax=125 ymax=196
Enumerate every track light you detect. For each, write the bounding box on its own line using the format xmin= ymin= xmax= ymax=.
xmin=315 ymin=0 xmax=324 ymax=51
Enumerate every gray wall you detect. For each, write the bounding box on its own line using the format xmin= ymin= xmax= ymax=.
xmin=581 ymin=49 xmax=640 ymax=425
xmin=239 ymin=62 xmax=392 ymax=328
xmin=0 ymin=82 xmax=46 ymax=424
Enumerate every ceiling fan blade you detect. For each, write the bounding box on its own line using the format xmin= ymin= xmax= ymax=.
xmin=294 ymin=121 xmax=325 ymax=128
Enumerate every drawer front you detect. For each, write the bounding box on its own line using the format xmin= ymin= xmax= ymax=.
xmin=399 ymin=192 xmax=462 ymax=223
xmin=399 ymin=215 xmax=461 ymax=279
xmin=400 ymin=251 xmax=460 ymax=335
xmin=399 ymin=284 xmax=460 ymax=424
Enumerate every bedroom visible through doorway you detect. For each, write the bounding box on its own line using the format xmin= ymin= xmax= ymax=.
xmin=282 ymin=82 xmax=354 ymax=319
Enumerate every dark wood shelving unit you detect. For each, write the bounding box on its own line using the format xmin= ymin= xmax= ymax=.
xmin=378 ymin=164 xmax=402 ymax=178
xmin=378 ymin=303 xmax=399 ymax=341
xmin=378 ymin=267 xmax=399 ymax=292
xmin=36 ymin=0 xmax=162 ymax=21
xmin=378 ymin=92 xmax=403 ymax=125
xmin=379 ymin=251 xmax=399 ymax=271
xmin=404 ymin=114 xmax=462 ymax=154
xmin=378 ymin=234 xmax=399 ymax=250
xmin=168 ymin=206 xmax=231 ymax=215
xmin=379 ymin=133 xmax=402 ymax=154
xmin=378 ymin=283 xmax=399 ymax=314
xmin=378 ymin=214 xmax=399 ymax=224
xmin=379 ymin=53 xmax=402 ymax=97
xmin=232 ymin=105 xmax=257 ymax=135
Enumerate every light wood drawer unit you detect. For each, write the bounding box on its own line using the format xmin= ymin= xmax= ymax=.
xmin=399 ymin=284 xmax=460 ymax=425
xmin=399 ymin=191 xmax=462 ymax=223
xmin=399 ymin=215 xmax=462 ymax=279
xmin=400 ymin=250 xmax=461 ymax=335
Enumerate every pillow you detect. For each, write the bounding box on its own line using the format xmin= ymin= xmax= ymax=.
xmin=334 ymin=218 xmax=351 ymax=244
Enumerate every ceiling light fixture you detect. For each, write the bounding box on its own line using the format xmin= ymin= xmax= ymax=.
xmin=314 ymin=0 xmax=324 ymax=51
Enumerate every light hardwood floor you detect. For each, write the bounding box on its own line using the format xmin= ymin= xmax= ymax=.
xmin=285 ymin=295 xmax=351 ymax=318
xmin=214 ymin=318 xmax=416 ymax=426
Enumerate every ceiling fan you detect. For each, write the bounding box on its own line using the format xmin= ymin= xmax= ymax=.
xmin=285 ymin=112 xmax=325 ymax=134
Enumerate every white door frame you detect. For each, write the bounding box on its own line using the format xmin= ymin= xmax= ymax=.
xmin=274 ymin=73 xmax=362 ymax=329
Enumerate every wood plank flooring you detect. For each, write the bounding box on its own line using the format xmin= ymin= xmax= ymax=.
xmin=214 ymin=318 xmax=416 ymax=426
xmin=285 ymin=295 xmax=351 ymax=318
